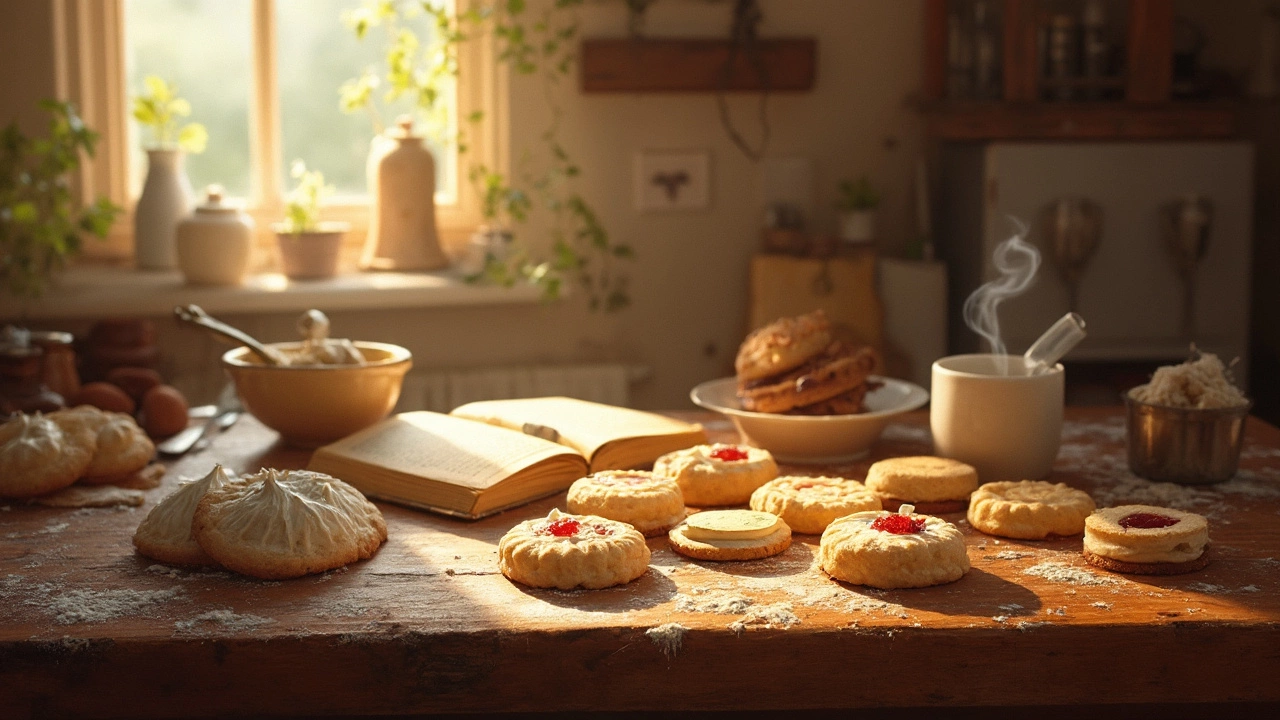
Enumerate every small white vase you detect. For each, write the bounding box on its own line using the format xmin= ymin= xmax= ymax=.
xmin=135 ymin=148 xmax=194 ymax=270
xmin=839 ymin=209 xmax=877 ymax=244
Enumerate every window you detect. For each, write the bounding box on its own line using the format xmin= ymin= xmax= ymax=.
xmin=57 ymin=0 xmax=499 ymax=260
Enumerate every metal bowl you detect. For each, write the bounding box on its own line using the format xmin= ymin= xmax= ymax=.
xmin=1124 ymin=391 xmax=1251 ymax=485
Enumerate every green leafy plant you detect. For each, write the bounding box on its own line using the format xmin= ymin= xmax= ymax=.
xmin=836 ymin=176 xmax=880 ymax=212
xmin=279 ymin=161 xmax=334 ymax=234
xmin=1 ymin=101 xmax=119 ymax=299
xmin=131 ymin=76 xmax=208 ymax=153
xmin=341 ymin=0 xmax=634 ymax=311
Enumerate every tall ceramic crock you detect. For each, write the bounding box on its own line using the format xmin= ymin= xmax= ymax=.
xmin=361 ymin=116 xmax=448 ymax=271
xmin=135 ymin=148 xmax=194 ymax=270
xmin=175 ymin=185 xmax=255 ymax=285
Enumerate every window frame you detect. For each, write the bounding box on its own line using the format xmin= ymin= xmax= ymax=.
xmin=54 ymin=0 xmax=505 ymax=263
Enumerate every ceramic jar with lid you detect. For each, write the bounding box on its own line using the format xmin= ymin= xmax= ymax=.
xmin=176 ymin=185 xmax=255 ymax=285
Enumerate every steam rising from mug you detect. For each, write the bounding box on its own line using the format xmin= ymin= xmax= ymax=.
xmin=962 ymin=218 xmax=1040 ymax=375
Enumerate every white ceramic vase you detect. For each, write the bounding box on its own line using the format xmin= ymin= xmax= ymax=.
xmin=135 ymin=149 xmax=194 ymax=270
xmin=839 ymin=210 xmax=877 ymax=244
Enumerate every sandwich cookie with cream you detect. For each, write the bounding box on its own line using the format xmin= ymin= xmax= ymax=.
xmin=1083 ymin=505 xmax=1210 ymax=575
xmin=667 ymin=509 xmax=792 ymax=561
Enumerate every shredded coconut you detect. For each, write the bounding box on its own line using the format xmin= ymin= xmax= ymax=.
xmin=174 ymin=609 xmax=275 ymax=634
xmin=1129 ymin=352 xmax=1247 ymax=409
xmin=645 ymin=623 xmax=687 ymax=658
xmin=1023 ymin=562 xmax=1121 ymax=587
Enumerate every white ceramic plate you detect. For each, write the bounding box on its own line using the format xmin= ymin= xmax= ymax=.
xmin=690 ymin=376 xmax=930 ymax=464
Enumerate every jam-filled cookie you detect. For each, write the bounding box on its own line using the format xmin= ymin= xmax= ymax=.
xmin=1083 ymin=505 xmax=1210 ymax=575
xmin=667 ymin=509 xmax=791 ymax=561
xmin=566 ymin=470 xmax=685 ymax=537
xmin=864 ymin=456 xmax=978 ymax=514
xmin=967 ymin=480 xmax=1095 ymax=539
xmin=653 ymin=444 xmax=778 ymax=507
xmin=499 ymin=509 xmax=650 ymax=590
xmin=750 ymin=476 xmax=881 ymax=534
xmin=819 ymin=505 xmax=970 ymax=589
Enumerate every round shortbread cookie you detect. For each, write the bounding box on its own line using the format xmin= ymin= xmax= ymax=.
xmin=865 ymin=456 xmax=979 ymax=504
xmin=749 ymin=476 xmax=881 ymax=534
xmin=735 ymin=310 xmax=833 ymax=382
xmin=498 ymin=509 xmax=650 ymax=590
xmin=134 ymin=465 xmax=234 ymax=566
xmin=667 ymin=509 xmax=792 ymax=561
xmin=653 ymin=444 xmax=778 ymax=507
xmin=819 ymin=508 xmax=970 ymax=589
xmin=192 ymin=468 xmax=387 ymax=579
xmin=51 ymin=407 xmax=155 ymax=484
xmin=1083 ymin=505 xmax=1209 ymax=571
xmin=737 ymin=344 xmax=878 ymax=414
xmin=0 ymin=413 xmax=95 ymax=499
xmin=967 ymin=480 xmax=1095 ymax=539
xmin=566 ymin=470 xmax=686 ymax=537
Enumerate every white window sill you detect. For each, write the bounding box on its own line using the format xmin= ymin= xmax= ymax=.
xmin=0 ymin=265 xmax=543 ymax=321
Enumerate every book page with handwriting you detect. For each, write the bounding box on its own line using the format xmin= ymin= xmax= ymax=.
xmin=327 ymin=412 xmax=579 ymax=491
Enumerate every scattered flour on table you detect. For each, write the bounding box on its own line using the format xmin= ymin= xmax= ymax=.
xmin=991 ymin=615 xmax=1009 ymax=624
xmin=1091 ymin=602 xmax=1113 ymax=610
xmin=675 ymin=591 xmax=753 ymax=615
xmin=727 ymin=602 xmax=799 ymax=634
xmin=1061 ymin=419 xmax=1127 ymax=444
xmin=646 ymin=623 xmax=687 ymax=658
xmin=37 ymin=522 xmax=69 ymax=535
xmin=174 ymin=609 xmax=275 ymax=634
xmin=1017 ymin=621 xmax=1051 ymax=631
xmin=988 ymin=550 xmax=1034 ymax=561
xmin=997 ymin=603 xmax=1024 ymax=613
xmin=1023 ymin=562 xmax=1121 ymax=587
xmin=48 ymin=588 xmax=184 ymax=624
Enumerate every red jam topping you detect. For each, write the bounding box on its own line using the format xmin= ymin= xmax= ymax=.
xmin=871 ymin=514 xmax=926 ymax=535
xmin=1119 ymin=513 xmax=1180 ymax=529
xmin=710 ymin=446 xmax=749 ymax=462
xmin=592 ymin=524 xmax=613 ymax=536
xmin=544 ymin=518 xmax=582 ymax=537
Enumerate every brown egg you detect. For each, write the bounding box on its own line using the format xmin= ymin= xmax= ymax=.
xmin=71 ymin=382 xmax=136 ymax=415
xmin=141 ymin=385 xmax=189 ymax=439
xmin=105 ymin=366 xmax=163 ymax=402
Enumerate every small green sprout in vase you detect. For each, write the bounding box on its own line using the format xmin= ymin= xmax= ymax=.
xmin=836 ymin=175 xmax=881 ymax=244
xmin=273 ymin=161 xmax=349 ymax=280
xmin=131 ymin=76 xmax=208 ymax=153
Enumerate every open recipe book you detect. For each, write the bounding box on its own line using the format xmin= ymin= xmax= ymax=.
xmin=307 ymin=397 xmax=707 ymax=519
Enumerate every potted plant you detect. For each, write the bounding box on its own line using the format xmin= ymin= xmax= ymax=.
xmin=1 ymin=100 xmax=119 ymax=301
xmin=273 ymin=161 xmax=349 ymax=280
xmin=836 ymin=176 xmax=880 ymax=244
xmin=131 ymin=76 xmax=207 ymax=270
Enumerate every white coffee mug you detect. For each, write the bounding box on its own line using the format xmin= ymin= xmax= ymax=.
xmin=930 ymin=354 xmax=1064 ymax=482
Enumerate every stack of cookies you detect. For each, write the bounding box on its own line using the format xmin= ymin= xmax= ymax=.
xmin=734 ymin=310 xmax=879 ymax=415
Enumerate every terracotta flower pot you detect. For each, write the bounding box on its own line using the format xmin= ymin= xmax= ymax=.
xmin=273 ymin=222 xmax=350 ymax=280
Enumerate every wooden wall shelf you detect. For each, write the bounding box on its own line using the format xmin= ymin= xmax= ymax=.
xmin=922 ymin=102 xmax=1240 ymax=140
xmin=581 ymin=38 xmax=816 ymax=93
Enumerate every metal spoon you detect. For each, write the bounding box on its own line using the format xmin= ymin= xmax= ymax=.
xmin=173 ymin=305 xmax=287 ymax=366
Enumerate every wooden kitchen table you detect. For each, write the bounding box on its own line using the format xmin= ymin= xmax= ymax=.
xmin=3 ymin=408 xmax=1279 ymax=718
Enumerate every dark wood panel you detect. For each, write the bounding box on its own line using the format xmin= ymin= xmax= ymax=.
xmin=1126 ymin=0 xmax=1175 ymax=103
xmin=580 ymin=38 xmax=816 ymax=93
xmin=923 ymin=102 xmax=1237 ymax=139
